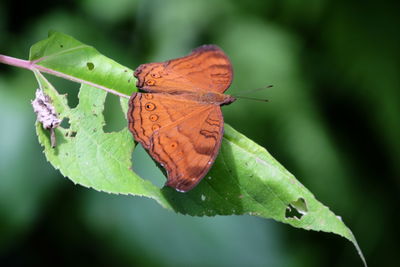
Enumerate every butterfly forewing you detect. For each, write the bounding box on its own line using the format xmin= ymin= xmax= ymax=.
xmin=134 ymin=45 xmax=233 ymax=94
xmin=128 ymin=93 xmax=208 ymax=149
xmin=128 ymin=93 xmax=224 ymax=192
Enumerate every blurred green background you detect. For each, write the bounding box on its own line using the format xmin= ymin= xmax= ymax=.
xmin=1 ymin=0 xmax=399 ymax=266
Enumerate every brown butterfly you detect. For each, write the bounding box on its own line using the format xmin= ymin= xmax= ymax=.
xmin=128 ymin=45 xmax=235 ymax=192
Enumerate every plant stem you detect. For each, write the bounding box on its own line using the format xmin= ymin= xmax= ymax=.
xmin=0 ymin=54 xmax=130 ymax=99
xmin=0 ymin=54 xmax=34 ymax=70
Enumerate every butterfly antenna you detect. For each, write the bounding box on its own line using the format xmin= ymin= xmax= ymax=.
xmin=234 ymin=96 xmax=269 ymax=102
xmin=232 ymin=85 xmax=272 ymax=102
xmin=232 ymin=85 xmax=273 ymax=96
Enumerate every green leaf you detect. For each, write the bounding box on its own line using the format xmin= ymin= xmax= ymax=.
xmin=30 ymin=31 xmax=134 ymax=97
xmin=34 ymin=71 xmax=162 ymax=199
xmin=32 ymin=32 xmax=366 ymax=266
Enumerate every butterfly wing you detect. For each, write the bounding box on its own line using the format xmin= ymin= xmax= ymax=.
xmin=128 ymin=93 xmax=224 ymax=192
xmin=128 ymin=92 xmax=209 ymax=149
xmin=151 ymin=106 xmax=223 ymax=192
xmin=134 ymin=45 xmax=233 ymax=94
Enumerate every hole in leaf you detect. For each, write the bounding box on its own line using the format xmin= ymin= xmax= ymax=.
xmin=60 ymin=44 xmax=64 ymax=48
xmin=285 ymin=197 xmax=308 ymax=220
xmin=46 ymin=76 xmax=80 ymax=108
xmin=65 ymin=131 xmax=77 ymax=137
xmin=132 ymin=145 xmax=165 ymax=188
xmin=87 ymin=62 xmax=95 ymax=70
xmin=60 ymin=118 xmax=70 ymax=129
xmin=103 ymin=94 xmax=127 ymax=133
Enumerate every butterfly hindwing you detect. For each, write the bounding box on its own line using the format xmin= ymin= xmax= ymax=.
xmin=150 ymin=106 xmax=224 ymax=192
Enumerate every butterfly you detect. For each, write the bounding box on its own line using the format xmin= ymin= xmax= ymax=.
xmin=128 ymin=45 xmax=235 ymax=192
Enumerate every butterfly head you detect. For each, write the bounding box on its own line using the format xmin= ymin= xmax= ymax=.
xmin=221 ymin=95 xmax=236 ymax=106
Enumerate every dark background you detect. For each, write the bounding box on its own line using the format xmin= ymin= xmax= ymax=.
xmin=1 ymin=0 xmax=399 ymax=266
